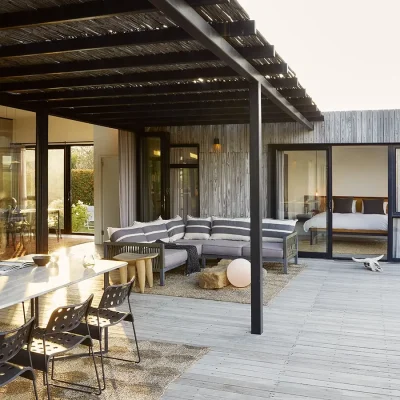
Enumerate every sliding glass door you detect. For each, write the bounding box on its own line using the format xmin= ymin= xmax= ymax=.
xmin=274 ymin=147 xmax=332 ymax=258
xmin=138 ymin=133 xmax=170 ymax=221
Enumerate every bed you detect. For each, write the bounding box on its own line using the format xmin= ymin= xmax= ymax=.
xmin=302 ymin=196 xmax=388 ymax=244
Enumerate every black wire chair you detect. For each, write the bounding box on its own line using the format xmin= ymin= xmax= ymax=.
xmin=0 ymin=317 xmax=38 ymax=399
xmin=14 ymin=294 xmax=101 ymax=399
xmin=76 ymin=277 xmax=140 ymax=390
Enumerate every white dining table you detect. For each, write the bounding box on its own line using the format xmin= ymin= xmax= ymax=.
xmin=0 ymin=255 xmax=127 ymax=311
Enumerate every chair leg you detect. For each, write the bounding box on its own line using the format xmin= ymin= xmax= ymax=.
xmin=44 ymin=358 xmax=52 ymax=400
xmin=32 ymin=374 xmax=39 ymax=400
xmin=160 ymin=269 xmax=165 ymax=286
xmin=89 ymin=345 xmax=102 ymax=395
xmin=98 ymin=333 xmax=107 ymax=391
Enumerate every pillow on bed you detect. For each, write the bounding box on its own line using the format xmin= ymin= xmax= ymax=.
xmin=333 ymin=197 xmax=353 ymax=213
xmin=362 ymin=199 xmax=385 ymax=215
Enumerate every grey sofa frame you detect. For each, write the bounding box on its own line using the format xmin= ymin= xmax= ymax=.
xmin=104 ymin=232 xmax=298 ymax=285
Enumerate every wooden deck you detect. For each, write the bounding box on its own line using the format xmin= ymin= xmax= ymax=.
xmin=2 ymin=249 xmax=400 ymax=399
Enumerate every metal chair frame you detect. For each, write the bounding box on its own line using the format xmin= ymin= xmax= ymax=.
xmin=0 ymin=317 xmax=38 ymax=400
xmin=17 ymin=294 xmax=102 ymax=399
xmin=89 ymin=277 xmax=140 ymax=390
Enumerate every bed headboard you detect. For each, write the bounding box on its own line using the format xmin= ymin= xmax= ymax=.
xmin=304 ymin=195 xmax=388 ymax=213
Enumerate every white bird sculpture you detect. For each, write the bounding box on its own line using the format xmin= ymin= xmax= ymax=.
xmin=352 ymin=255 xmax=384 ymax=272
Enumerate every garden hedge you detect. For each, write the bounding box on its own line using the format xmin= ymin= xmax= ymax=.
xmin=71 ymin=169 xmax=94 ymax=206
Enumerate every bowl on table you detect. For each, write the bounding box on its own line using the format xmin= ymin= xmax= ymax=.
xmin=32 ymin=255 xmax=51 ymax=267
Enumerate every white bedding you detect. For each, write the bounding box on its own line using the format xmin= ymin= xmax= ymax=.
xmin=303 ymin=212 xmax=388 ymax=233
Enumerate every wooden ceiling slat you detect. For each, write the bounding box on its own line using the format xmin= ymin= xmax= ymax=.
xmin=0 ymin=0 xmax=230 ymax=30
xmin=0 ymin=21 xmax=257 ymax=59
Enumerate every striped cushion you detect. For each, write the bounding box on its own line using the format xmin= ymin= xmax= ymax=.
xmin=139 ymin=221 xmax=169 ymax=243
xmin=184 ymin=216 xmax=212 ymax=240
xmin=165 ymin=215 xmax=185 ymax=242
xmin=262 ymin=218 xmax=297 ymax=240
xmin=109 ymin=226 xmax=147 ymax=243
xmin=210 ymin=217 xmax=250 ymax=241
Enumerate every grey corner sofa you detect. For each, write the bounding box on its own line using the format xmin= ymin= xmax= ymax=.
xmin=104 ymin=217 xmax=298 ymax=286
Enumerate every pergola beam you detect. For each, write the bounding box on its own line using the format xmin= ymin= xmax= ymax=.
xmin=16 ymin=82 xmax=306 ymax=103
xmin=36 ymin=91 xmax=312 ymax=110
xmin=0 ymin=0 xmax=230 ymax=30
xmin=76 ymin=103 xmax=318 ymax=116
xmin=0 ymin=46 xmax=275 ymax=79
xmin=0 ymin=21 xmax=257 ymax=59
xmin=1 ymin=66 xmax=292 ymax=92
xmin=92 ymin=110 xmax=322 ymax=121
xmin=147 ymin=0 xmax=313 ymax=129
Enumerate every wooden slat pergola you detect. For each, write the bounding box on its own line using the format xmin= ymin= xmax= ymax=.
xmin=0 ymin=0 xmax=323 ymax=334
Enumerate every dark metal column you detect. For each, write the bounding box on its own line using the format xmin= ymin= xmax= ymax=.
xmin=35 ymin=111 xmax=48 ymax=254
xmin=249 ymin=81 xmax=263 ymax=335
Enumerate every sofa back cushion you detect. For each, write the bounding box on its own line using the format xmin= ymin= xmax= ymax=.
xmin=165 ymin=215 xmax=185 ymax=242
xmin=262 ymin=218 xmax=297 ymax=240
xmin=184 ymin=216 xmax=211 ymax=240
xmin=138 ymin=221 xmax=169 ymax=243
xmin=210 ymin=217 xmax=250 ymax=241
xmin=109 ymin=226 xmax=147 ymax=243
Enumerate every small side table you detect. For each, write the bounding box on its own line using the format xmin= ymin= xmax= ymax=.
xmin=113 ymin=252 xmax=159 ymax=293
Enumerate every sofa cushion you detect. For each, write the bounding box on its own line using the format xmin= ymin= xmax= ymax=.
xmin=242 ymin=242 xmax=284 ymax=259
xmin=202 ymin=240 xmax=247 ymax=257
xmin=165 ymin=215 xmax=185 ymax=242
xmin=184 ymin=216 xmax=212 ymax=240
xmin=175 ymin=239 xmax=205 ymax=255
xmin=164 ymin=249 xmax=188 ymax=269
xmin=109 ymin=226 xmax=147 ymax=243
xmin=262 ymin=218 xmax=296 ymax=240
xmin=134 ymin=220 xmax=169 ymax=243
xmin=210 ymin=217 xmax=250 ymax=241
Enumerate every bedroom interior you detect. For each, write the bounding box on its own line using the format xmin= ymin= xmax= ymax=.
xmin=279 ymin=145 xmax=388 ymax=258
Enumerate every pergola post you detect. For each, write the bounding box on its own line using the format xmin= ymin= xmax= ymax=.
xmin=35 ymin=111 xmax=48 ymax=254
xmin=249 ymin=81 xmax=263 ymax=335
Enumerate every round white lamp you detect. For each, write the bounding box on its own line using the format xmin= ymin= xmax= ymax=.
xmin=227 ymin=258 xmax=251 ymax=288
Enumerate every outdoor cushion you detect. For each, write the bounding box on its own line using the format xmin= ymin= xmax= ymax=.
xmin=202 ymin=240 xmax=247 ymax=257
xmin=242 ymin=242 xmax=284 ymax=259
xmin=175 ymin=239 xmax=205 ymax=255
xmin=210 ymin=217 xmax=250 ymax=241
xmin=135 ymin=221 xmax=169 ymax=243
xmin=184 ymin=216 xmax=212 ymax=240
xmin=164 ymin=249 xmax=188 ymax=269
xmin=109 ymin=226 xmax=147 ymax=243
xmin=262 ymin=218 xmax=296 ymax=240
xmin=164 ymin=215 xmax=185 ymax=242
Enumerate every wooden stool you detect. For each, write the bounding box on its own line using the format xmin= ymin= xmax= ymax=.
xmin=113 ymin=252 xmax=158 ymax=293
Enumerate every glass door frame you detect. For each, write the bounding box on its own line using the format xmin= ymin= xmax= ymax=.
xmin=269 ymin=144 xmax=333 ymax=259
xmin=26 ymin=144 xmax=95 ymax=236
xmin=388 ymin=145 xmax=399 ymax=261
xmin=170 ymin=143 xmax=200 ymax=218
xmin=137 ymin=131 xmax=171 ymax=220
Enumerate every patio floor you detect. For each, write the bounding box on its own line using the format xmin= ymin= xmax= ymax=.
xmin=149 ymin=258 xmax=400 ymax=399
xmin=3 ymin=253 xmax=400 ymax=399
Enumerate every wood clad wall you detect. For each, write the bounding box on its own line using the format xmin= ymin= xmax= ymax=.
xmin=148 ymin=110 xmax=400 ymax=218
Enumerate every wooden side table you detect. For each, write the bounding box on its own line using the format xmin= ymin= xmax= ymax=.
xmin=113 ymin=252 xmax=158 ymax=293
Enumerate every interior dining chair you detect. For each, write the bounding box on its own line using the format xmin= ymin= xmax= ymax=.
xmin=0 ymin=317 xmax=38 ymax=400
xmin=14 ymin=294 xmax=101 ymax=399
xmin=73 ymin=276 xmax=140 ymax=390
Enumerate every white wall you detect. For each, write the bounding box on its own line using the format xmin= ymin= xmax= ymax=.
xmin=93 ymin=125 xmax=119 ymax=244
xmin=332 ymin=146 xmax=388 ymax=197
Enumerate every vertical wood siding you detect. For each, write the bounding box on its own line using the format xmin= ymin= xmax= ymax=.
xmin=148 ymin=110 xmax=400 ymax=218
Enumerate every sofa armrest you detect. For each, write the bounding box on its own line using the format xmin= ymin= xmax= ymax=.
xmin=283 ymin=232 xmax=298 ymax=261
xmin=103 ymin=241 xmax=165 ymax=272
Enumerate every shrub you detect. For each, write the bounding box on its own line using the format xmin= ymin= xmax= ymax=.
xmin=71 ymin=169 xmax=94 ymax=206
xmin=71 ymin=200 xmax=89 ymax=232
